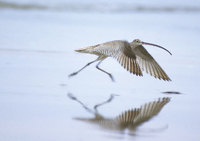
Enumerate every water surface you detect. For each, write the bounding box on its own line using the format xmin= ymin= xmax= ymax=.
xmin=0 ymin=0 xmax=200 ymax=141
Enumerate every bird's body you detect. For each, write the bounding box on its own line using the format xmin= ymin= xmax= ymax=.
xmin=69 ymin=39 xmax=172 ymax=81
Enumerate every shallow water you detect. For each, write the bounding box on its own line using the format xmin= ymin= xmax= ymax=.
xmin=0 ymin=0 xmax=200 ymax=141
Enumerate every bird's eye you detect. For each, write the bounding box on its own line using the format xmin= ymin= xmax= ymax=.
xmin=133 ymin=39 xmax=140 ymax=43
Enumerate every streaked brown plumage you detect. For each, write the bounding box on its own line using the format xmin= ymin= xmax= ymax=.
xmin=69 ymin=39 xmax=172 ymax=81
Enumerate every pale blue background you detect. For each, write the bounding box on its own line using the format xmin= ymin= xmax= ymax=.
xmin=0 ymin=0 xmax=200 ymax=141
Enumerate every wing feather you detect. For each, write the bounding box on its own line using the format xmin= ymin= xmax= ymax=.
xmin=132 ymin=45 xmax=171 ymax=81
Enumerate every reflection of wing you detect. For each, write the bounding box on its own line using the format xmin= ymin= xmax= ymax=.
xmin=74 ymin=97 xmax=170 ymax=131
xmin=116 ymin=97 xmax=170 ymax=129
xmin=133 ymin=46 xmax=171 ymax=81
xmin=93 ymin=40 xmax=142 ymax=76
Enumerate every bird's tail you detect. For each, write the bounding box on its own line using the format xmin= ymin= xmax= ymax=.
xmin=75 ymin=45 xmax=98 ymax=53
xmin=75 ymin=48 xmax=88 ymax=53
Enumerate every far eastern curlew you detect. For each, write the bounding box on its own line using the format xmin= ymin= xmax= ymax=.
xmin=69 ymin=39 xmax=172 ymax=81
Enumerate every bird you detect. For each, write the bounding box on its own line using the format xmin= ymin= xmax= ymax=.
xmin=68 ymin=93 xmax=170 ymax=133
xmin=69 ymin=39 xmax=172 ymax=81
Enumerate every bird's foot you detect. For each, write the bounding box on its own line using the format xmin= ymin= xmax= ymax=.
xmin=68 ymin=72 xmax=78 ymax=77
xmin=109 ymin=74 xmax=115 ymax=82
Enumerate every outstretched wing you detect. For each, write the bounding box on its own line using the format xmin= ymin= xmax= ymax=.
xmin=92 ymin=40 xmax=142 ymax=76
xmin=132 ymin=45 xmax=171 ymax=81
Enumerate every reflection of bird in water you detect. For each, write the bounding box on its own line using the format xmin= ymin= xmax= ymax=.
xmin=68 ymin=94 xmax=170 ymax=133
xmin=69 ymin=39 xmax=172 ymax=81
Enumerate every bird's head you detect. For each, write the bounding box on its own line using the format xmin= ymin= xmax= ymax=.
xmin=131 ymin=39 xmax=143 ymax=46
xmin=131 ymin=39 xmax=172 ymax=55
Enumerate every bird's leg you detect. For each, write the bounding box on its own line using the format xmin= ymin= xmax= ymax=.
xmin=68 ymin=58 xmax=99 ymax=77
xmin=68 ymin=93 xmax=94 ymax=114
xmin=96 ymin=60 xmax=115 ymax=82
xmin=94 ymin=94 xmax=118 ymax=113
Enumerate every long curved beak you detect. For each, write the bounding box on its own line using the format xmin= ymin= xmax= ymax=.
xmin=142 ymin=41 xmax=172 ymax=55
